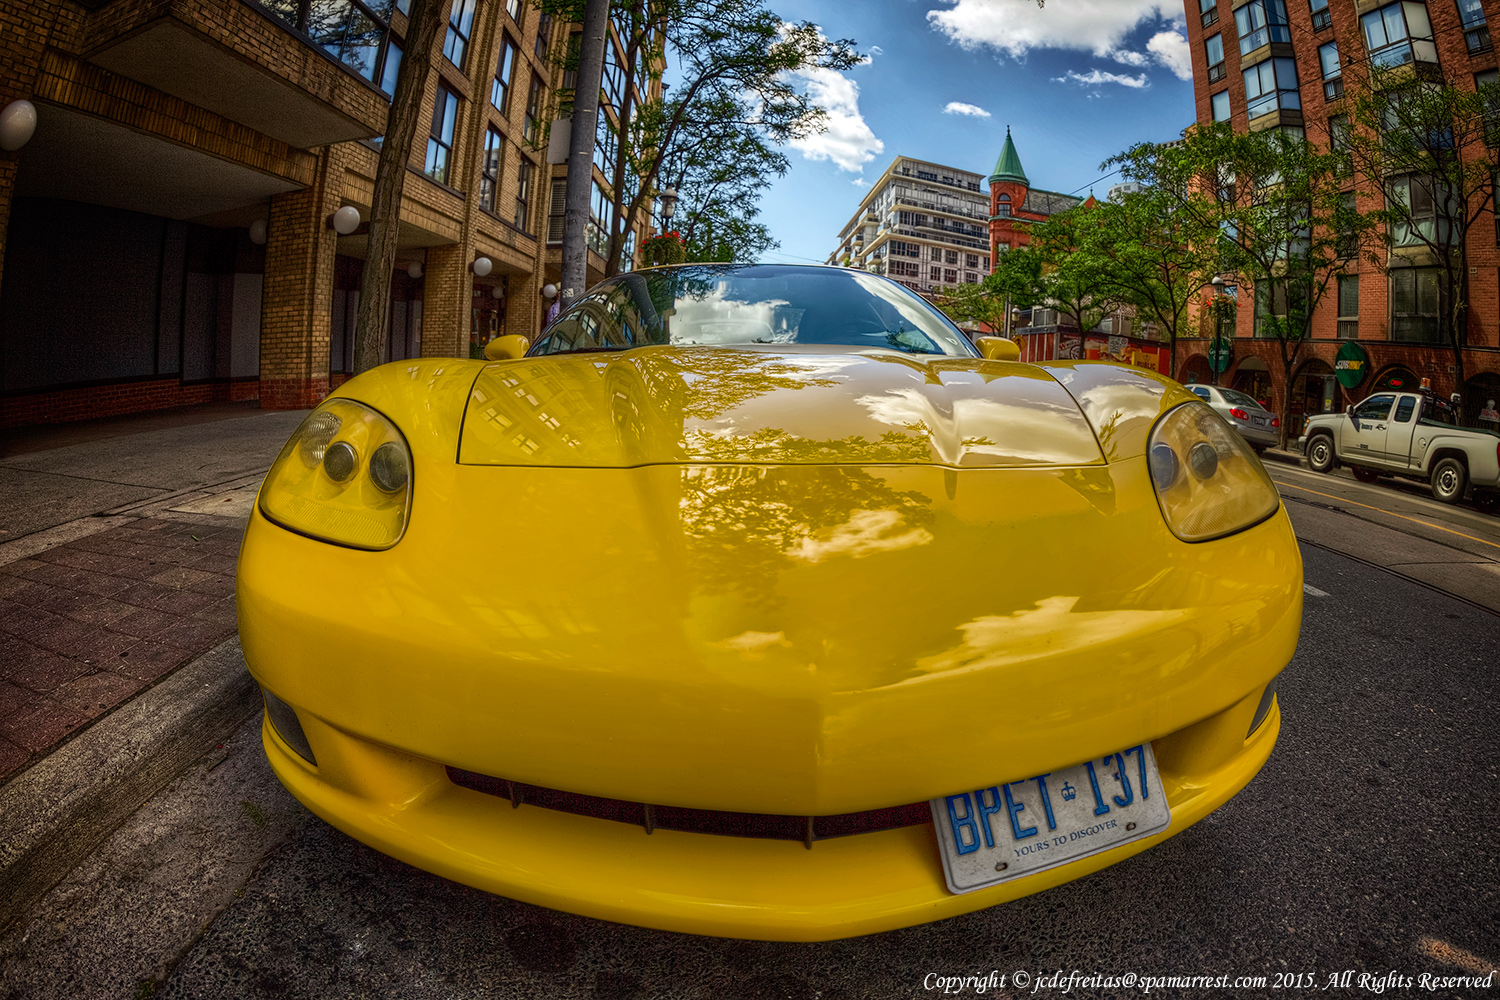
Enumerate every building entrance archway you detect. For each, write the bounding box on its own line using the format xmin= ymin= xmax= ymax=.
xmin=1288 ymin=359 xmax=1338 ymax=441
xmin=1231 ymin=358 xmax=1273 ymax=410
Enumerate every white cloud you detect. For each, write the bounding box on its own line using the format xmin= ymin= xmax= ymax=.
xmin=853 ymin=177 xmax=869 ymax=187
xmin=1055 ymin=69 xmax=1149 ymax=89
xmin=787 ymin=67 xmax=884 ymax=172
xmin=927 ymin=0 xmax=1183 ymax=64
xmin=1147 ymin=30 xmax=1193 ymax=80
xmin=944 ymin=101 xmax=992 ymax=117
xmin=1112 ymin=50 xmax=1150 ymax=67
xmin=868 ymin=44 xmax=885 ymax=56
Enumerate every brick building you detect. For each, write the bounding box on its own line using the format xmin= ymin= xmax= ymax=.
xmin=0 ymin=0 xmax=657 ymax=428
xmin=1181 ymin=0 xmax=1500 ymax=438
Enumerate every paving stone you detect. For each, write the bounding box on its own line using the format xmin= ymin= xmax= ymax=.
xmin=0 ymin=603 xmax=67 ymax=643
xmin=0 ymin=738 xmax=28 ymax=782
xmin=0 ymin=695 xmax=86 ymax=753
xmin=150 ymin=566 xmax=229 ymax=594
xmin=0 ymin=636 xmax=57 ymax=680
xmin=48 ymin=670 xmax=146 ymax=719
xmin=184 ymin=553 xmax=239 ymax=576
xmin=112 ymin=640 xmax=193 ymax=683
xmin=154 ymin=616 xmax=235 ymax=652
xmin=45 ymin=572 xmax=133 ymax=599
xmin=7 ymin=653 xmax=89 ymax=696
xmin=0 ymin=558 xmax=47 ymax=578
xmin=30 ymin=615 xmax=106 ymax=658
xmin=0 ymin=681 xmax=38 ymax=718
xmin=66 ymin=629 xmax=144 ymax=666
xmin=111 ymin=607 xmax=179 ymax=640
xmin=0 ymin=575 xmax=53 ymax=606
xmin=52 ymin=593 xmax=138 ymax=628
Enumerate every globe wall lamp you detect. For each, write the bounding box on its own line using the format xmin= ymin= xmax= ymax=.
xmin=541 ymin=283 xmax=558 ymax=300
xmin=472 ymin=256 xmax=493 ymax=277
xmin=491 ymin=285 xmax=505 ymax=300
xmin=407 ymin=260 xmax=424 ymax=279
xmin=0 ymin=100 xmax=37 ymax=152
xmin=330 ymin=205 xmax=361 ymax=235
xmin=248 ymin=219 xmax=268 ymax=245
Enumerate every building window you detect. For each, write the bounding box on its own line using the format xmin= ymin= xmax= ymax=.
xmin=890 ymin=240 xmax=920 ymax=257
xmin=261 ymin=0 xmax=404 ymax=92
xmin=536 ymin=9 xmax=554 ymax=57
xmin=1360 ymin=2 xmax=1438 ymax=70
xmin=379 ymin=37 xmax=403 ymax=95
xmin=932 ymin=246 xmax=946 ymax=261
xmin=1457 ymin=0 xmax=1491 ymax=53
xmin=1319 ymin=41 xmax=1343 ymax=99
xmin=523 ymin=74 xmax=543 ymax=144
xmin=966 ymin=253 xmax=979 ymax=268
xmin=514 ymin=157 xmax=533 ymax=231
xmin=479 ymin=127 xmax=503 ymax=213
xmin=945 ymin=249 xmax=959 ymax=265
xmin=1254 ymin=280 xmax=1305 ymax=338
xmin=1201 ymin=0 xmax=1219 ymax=27
xmin=965 ymin=271 xmax=978 ymax=283
xmin=505 ymin=0 xmax=523 ymax=24
xmin=1243 ymin=58 xmax=1301 ymax=120
xmin=1212 ymin=90 xmax=1232 ymax=122
xmin=1337 ymin=274 xmax=1359 ymax=338
xmin=492 ymin=37 xmax=518 ymax=112
xmin=1234 ymin=0 xmax=1291 ymax=55
xmin=1390 ymin=267 xmax=1445 ymax=342
xmin=425 ymin=83 xmax=459 ymax=186
xmin=930 ymin=266 xmax=942 ymax=281
xmin=944 ymin=268 xmax=958 ymax=284
xmin=995 ymin=193 xmax=1011 ymax=216
xmin=1337 ymin=191 xmax=1358 ymax=257
xmin=1205 ymin=34 xmax=1227 ymax=83
xmin=594 ymin=114 xmax=617 ymax=176
xmin=443 ymin=0 xmax=475 ymax=69
xmin=1480 ymin=70 xmax=1500 ymax=150
xmin=1388 ymin=175 xmax=1453 ymax=246
xmin=1310 ymin=0 xmax=1332 ymax=31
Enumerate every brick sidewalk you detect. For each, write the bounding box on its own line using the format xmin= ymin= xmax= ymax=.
xmin=0 ymin=517 xmax=243 ymax=782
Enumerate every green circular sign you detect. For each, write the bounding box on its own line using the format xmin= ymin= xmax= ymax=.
xmin=1208 ymin=337 xmax=1232 ymax=373
xmin=1334 ymin=341 xmax=1369 ymax=389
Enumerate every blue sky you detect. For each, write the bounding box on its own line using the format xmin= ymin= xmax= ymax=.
xmin=748 ymin=0 xmax=1199 ymax=265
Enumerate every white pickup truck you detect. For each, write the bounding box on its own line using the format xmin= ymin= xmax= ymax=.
xmin=1298 ymin=391 xmax=1500 ymax=503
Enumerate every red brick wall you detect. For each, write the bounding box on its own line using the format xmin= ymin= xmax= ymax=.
xmin=0 ymin=379 xmax=260 ymax=429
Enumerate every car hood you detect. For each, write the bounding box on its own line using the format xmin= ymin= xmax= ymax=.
xmin=458 ymin=346 xmax=1105 ymax=468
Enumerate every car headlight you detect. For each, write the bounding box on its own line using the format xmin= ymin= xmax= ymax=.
xmin=258 ymin=398 xmax=412 ymax=550
xmin=1148 ymin=402 xmax=1279 ymax=542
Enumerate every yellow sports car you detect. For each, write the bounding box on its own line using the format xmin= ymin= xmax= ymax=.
xmin=239 ymin=263 xmax=1301 ymax=941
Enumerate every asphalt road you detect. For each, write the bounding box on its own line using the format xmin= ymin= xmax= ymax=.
xmin=3 ymin=477 xmax=1498 ymax=999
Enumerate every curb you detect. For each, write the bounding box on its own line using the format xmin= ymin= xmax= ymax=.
xmin=0 ymin=636 xmax=259 ymax=930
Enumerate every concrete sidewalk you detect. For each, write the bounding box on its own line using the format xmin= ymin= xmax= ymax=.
xmin=0 ymin=402 xmax=306 ymax=927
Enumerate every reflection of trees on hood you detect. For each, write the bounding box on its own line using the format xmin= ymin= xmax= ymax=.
xmin=677 ymin=464 xmax=935 ymax=609
xmin=608 ymin=349 xmax=842 ymax=432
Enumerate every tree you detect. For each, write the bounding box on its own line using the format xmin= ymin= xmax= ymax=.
xmin=1344 ymin=72 xmax=1500 ymax=415
xmin=1023 ymin=209 xmax=1126 ymax=334
xmin=538 ymin=0 xmax=858 ymax=276
xmin=933 ymin=248 xmax=1042 ymax=333
xmin=353 ymin=0 xmax=446 ymax=374
xmin=1182 ymin=124 xmax=1376 ymax=446
xmin=1082 ymin=154 xmax=1223 ymax=378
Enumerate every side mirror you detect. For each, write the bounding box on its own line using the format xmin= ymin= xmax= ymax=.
xmin=483 ymin=335 xmax=530 ymax=361
xmin=974 ymin=336 xmax=1020 ymax=362
xmin=1344 ymin=404 xmax=1353 ymax=416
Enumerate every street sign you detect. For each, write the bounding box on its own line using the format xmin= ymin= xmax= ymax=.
xmin=1335 ymin=341 xmax=1369 ymax=389
xmin=1208 ymin=337 xmax=1232 ymax=373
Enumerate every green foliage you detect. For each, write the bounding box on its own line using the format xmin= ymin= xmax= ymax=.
xmin=533 ymin=0 xmax=858 ymax=273
xmin=1341 ymin=70 xmax=1500 ymax=403
xmin=641 ymin=231 xmax=688 ymax=266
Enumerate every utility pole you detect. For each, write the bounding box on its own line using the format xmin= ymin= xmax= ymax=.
xmin=561 ymin=0 xmax=609 ymax=309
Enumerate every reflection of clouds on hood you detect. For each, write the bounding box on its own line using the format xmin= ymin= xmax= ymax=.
xmin=903 ymin=597 xmax=1195 ymax=683
xmin=790 ymin=509 xmax=934 ymax=564
xmin=669 ymin=287 xmax=802 ymax=345
xmin=854 ymin=387 xmax=1100 ymax=466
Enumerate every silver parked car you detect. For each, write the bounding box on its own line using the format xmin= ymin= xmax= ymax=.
xmin=1186 ymin=384 xmax=1280 ymax=452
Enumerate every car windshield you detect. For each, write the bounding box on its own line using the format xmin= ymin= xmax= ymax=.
xmin=1218 ymin=388 xmax=1263 ymax=409
xmin=529 ymin=264 xmax=978 ymax=358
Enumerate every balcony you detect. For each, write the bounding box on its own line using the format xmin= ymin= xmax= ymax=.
xmin=82 ymin=0 xmax=389 ymax=149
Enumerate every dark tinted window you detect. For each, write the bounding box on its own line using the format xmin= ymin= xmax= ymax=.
xmin=1353 ymin=394 xmax=1394 ymax=421
xmin=530 ymin=265 xmax=979 ymax=358
xmin=1394 ymin=397 xmax=1416 ymax=422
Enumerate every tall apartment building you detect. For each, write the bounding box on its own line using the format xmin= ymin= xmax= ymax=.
xmin=1183 ymin=0 xmax=1500 ymax=436
xmin=0 ymin=0 xmax=655 ymax=428
xmin=826 ymin=157 xmax=993 ymax=298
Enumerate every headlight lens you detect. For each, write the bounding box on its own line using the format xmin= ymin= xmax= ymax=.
xmin=1148 ymin=402 xmax=1280 ymax=542
xmin=259 ymin=399 xmax=413 ymax=549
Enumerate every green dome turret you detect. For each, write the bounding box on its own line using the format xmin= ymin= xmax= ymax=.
xmin=988 ymin=127 xmax=1028 ymax=186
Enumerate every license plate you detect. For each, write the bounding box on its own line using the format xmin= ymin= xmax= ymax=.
xmin=929 ymin=744 xmax=1171 ymax=894
xmin=1252 ymin=416 xmax=1267 ymax=425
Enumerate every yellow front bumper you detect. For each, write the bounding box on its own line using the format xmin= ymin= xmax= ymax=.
xmin=261 ymin=695 xmax=1279 ymax=941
